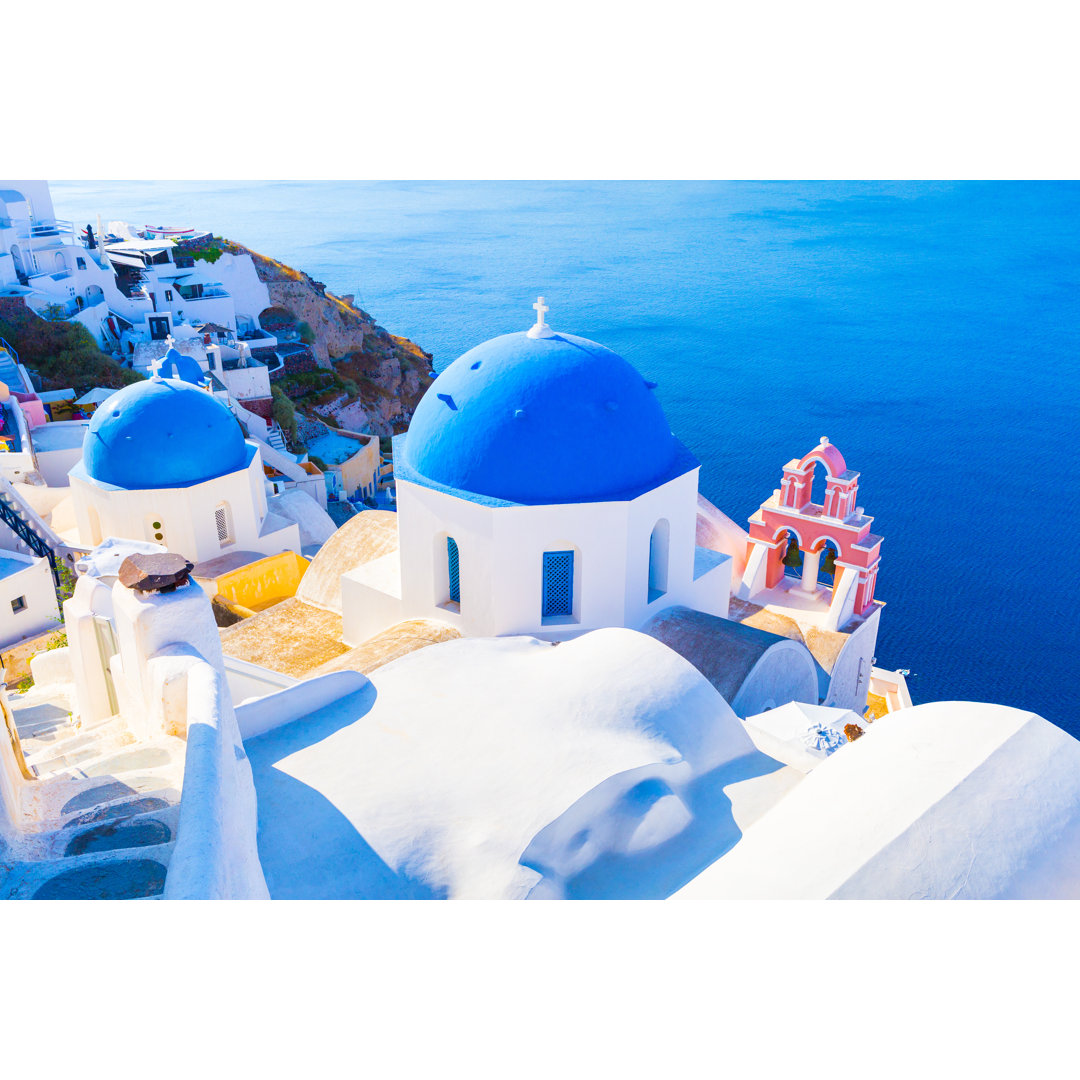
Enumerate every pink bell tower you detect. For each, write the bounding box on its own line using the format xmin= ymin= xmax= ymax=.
xmin=739 ymin=438 xmax=882 ymax=629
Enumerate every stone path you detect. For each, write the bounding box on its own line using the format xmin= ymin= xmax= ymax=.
xmin=0 ymin=683 xmax=186 ymax=900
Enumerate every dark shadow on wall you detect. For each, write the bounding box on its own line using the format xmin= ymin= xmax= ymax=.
xmin=525 ymin=750 xmax=786 ymax=901
xmin=244 ymin=686 xmax=443 ymax=900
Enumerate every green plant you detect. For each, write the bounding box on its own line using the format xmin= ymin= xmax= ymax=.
xmin=271 ymin=385 xmax=298 ymax=444
xmin=309 ymin=455 xmax=328 ymax=471
xmin=55 ymin=563 xmax=77 ymax=605
xmin=298 ymin=321 xmax=316 ymax=345
xmin=0 ymin=299 xmax=144 ymax=394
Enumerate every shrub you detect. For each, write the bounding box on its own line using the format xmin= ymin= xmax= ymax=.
xmin=271 ymin=386 xmax=297 ymax=444
xmin=0 ymin=300 xmax=145 ymax=394
xmin=298 ymin=321 xmax=316 ymax=345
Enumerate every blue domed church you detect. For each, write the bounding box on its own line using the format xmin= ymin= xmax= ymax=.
xmin=342 ymin=301 xmax=733 ymax=643
xmin=68 ymin=364 xmax=300 ymax=563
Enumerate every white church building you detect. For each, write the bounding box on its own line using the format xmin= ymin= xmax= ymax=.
xmin=344 ymin=300 xmax=732 ymax=644
xmin=66 ymin=355 xmax=300 ymax=564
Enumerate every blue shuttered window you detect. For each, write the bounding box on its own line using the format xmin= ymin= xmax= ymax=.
xmin=447 ymin=536 xmax=460 ymax=604
xmin=542 ymin=550 xmax=574 ymax=617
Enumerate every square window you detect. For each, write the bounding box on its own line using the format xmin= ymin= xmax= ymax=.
xmin=11 ymin=595 xmax=27 ymax=614
xmin=76 ymin=257 xmax=86 ymax=269
xmin=542 ymin=550 xmax=574 ymax=618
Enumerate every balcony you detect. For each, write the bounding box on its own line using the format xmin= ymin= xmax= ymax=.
xmin=13 ymin=218 xmax=76 ymax=242
xmin=176 ymin=283 xmax=230 ymax=301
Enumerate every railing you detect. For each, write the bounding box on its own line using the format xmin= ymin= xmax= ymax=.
xmin=30 ymin=295 xmax=82 ymax=317
xmin=13 ymin=218 xmax=76 ymax=240
xmin=178 ymin=287 xmax=231 ymax=301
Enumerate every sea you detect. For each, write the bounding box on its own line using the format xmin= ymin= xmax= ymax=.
xmin=51 ymin=181 xmax=1080 ymax=734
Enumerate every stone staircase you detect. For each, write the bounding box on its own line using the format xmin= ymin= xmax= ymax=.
xmin=266 ymin=422 xmax=287 ymax=452
xmin=0 ymin=683 xmax=187 ymax=900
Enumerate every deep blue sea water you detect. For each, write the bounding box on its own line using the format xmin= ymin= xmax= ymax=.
xmin=51 ymin=181 xmax=1080 ymax=733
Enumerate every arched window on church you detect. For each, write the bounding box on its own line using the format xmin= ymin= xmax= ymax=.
xmin=809 ymin=461 xmax=828 ymax=509
xmin=215 ymin=502 xmax=234 ymax=548
xmin=647 ymin=519 xmax=670 ymax=602
xmin=542 ymin=549 xmax=575 ymax=620
xmin=447 ymin=536 xmax=460 ymax=605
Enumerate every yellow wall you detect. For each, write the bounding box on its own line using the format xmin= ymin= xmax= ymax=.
xmin=208 ymin=550 xmax=310 ymax=613
xmin=336 ymin=437 xmax=380 ymax=497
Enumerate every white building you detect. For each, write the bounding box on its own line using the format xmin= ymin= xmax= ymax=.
xmin=0 ymin=181 xmax=276 ymax=360
xmin=0 ymin=549 xmax=60 ymax=652
xmin=66 ymin=368 xmax=301 ymax=565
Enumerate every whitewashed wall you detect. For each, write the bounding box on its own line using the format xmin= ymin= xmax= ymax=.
xmin=68 ymin=448 xmax=300 ymax=564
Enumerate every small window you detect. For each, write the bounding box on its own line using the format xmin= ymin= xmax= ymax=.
xmin=542 ymin=550 xmax=574 ymax=618
xmin=447 ymin=536 xmax=460 ymax=604
xmin=164 ymin=289 xmax=173 ymax=301
xmin=215 ymin=503 xmax=234 ymax=547
xmin=10 ymin=595 xmax=27 ymax=614
xmin=647 ymin=520 xmax=670 ymax=602
xmin=76 ymin=256 xmax=86 ymax=269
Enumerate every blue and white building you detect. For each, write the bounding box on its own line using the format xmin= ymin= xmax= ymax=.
xmin=67 ymin=373 xmax=301 ymax=564
xmin=342 ymin=301 xmax=732 ymax=644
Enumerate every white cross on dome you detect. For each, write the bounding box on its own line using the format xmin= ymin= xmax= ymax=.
xmin=527 ymin=295 xmax=555 ymax=339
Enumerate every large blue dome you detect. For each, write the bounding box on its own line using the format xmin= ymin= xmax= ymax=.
xmin=401 ymin=330 xmax=693 ymax=504
xmin=82 ymin=377 xmax=248 ymax=489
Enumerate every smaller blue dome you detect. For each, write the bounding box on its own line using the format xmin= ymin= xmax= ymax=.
xmin=160 ymin=347 xmax=207 ymax=387
xmin=83 ymin=377 xmax=248 ymax=489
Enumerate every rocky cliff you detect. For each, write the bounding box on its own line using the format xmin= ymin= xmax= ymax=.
xmin=189 ymin=238 xmax=434 ymax=439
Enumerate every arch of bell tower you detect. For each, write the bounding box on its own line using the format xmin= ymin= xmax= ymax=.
xmin=739 ymin=437 xmax=883 ymax=627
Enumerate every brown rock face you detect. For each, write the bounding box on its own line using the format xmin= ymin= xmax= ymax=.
xmin=119 ymin=553 xmax=195 ymax=593
xmin=235 ymin=242 xmax=434 ymax=438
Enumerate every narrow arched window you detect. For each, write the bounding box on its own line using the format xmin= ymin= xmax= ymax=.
xmin=647 ymin=520 xmax=670 ymax=602
xmin=447 ymin=536 xmax=460 ymax=604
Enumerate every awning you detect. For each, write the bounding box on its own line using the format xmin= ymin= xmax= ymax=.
xmin=102 ymin=251 xmax=146 ymax=269
xmin=75 ymin=388 xmax=119 ymax=406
